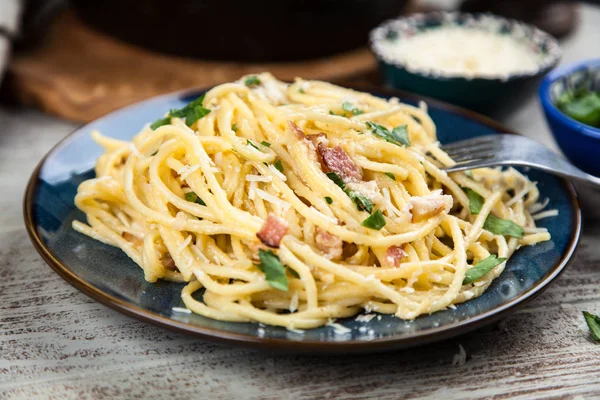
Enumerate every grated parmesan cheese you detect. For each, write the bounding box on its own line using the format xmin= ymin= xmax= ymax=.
xmin=452 ymin=344 xmax=467 ymax=366
xmin=256 ymin=188 xmax=291 ymax=211
xmin=173 ymin=212 xmax=187 ymax=230
xmin=532 ymin=209 xmax=559 ymax=220
xmin=376 ymin=26 xmax=542 ymax=80
xmin=268 ymin=164 xmax=287 ymax=181
xmin=176 ymin=235 xmax=192 ymax=255
xmin=178 ymin=164 xmax=200 ymax=180
xmin=172 ymin=307 xmax=191 ymax=314
xmin=289 ymin=292 xmax=299 ymax=313
xmin=355 ymin=314 xmax=376 ymax=323
xmin=245 ymin=174 xmax=273 ymax=183
xmin=327 ymin=321 xmax=352 ymax=334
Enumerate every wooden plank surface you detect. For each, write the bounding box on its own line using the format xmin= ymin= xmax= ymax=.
xmin=2 ymin=4 xmax=600 ymax=399
xmin=7 ymin=10 xmax=375 ymax=123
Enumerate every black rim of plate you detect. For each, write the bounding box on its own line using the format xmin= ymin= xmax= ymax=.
xmin=23 ymin=85 xmax=582 ymax=354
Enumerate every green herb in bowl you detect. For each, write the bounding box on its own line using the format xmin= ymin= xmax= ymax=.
xmin=556 ymin=88 xmax=600 ymax=128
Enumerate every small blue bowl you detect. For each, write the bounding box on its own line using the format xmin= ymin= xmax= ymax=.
xmin=370 ymin=12 xmax=561 ymax=114
xmin=539 ymin=59 xmax=600 ymax=176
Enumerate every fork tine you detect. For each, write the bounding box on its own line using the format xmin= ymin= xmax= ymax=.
xmin=443 ymin=142 xmax=496 ymax=158
xmin=451 ymin=151 xmax=495 ymax=163
xmin=444 ymin=155 xmax=498 ymax=173
xmin=440 ymin=135 xmax=497 ymax=152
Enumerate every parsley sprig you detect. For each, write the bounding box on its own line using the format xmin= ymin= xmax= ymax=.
xmin=463 ymin=254 xmax=506 ymax=284
xmin=464 ymin=188 xmax=524 ymax=238
xmin=256 ymin=249 xmax=298 ymax=291
xmin=361 ymin=209 xmax=386 ymax=230
xmin=366 ymin=122 xmax=410 ymax=147
xmin=151 ymin=94 xmax=210 ymax=130
xmin=583 ymin=311 xmax=600 ymax=342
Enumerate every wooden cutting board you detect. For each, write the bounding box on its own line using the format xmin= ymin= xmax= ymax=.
xmin=8 ymin=10 xmax=378 ymax=122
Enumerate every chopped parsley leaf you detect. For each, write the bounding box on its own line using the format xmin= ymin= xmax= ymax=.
xmin=384 ymin=172 xmax=396 ymax=180
xmin=463 ymin=254 xmax=506 ymax=284
xmin=244 ymin=76 xmax=261 ymax=87
xmin=185 ymin=192 xmax=206 ymax=206
xmin=483 ymin=214 xmax=524 ymax=238
xmin=274 ymin=159 xmax=284 ymax=173
xmin=150 ymin=116 xmax=171 ymax=130
xmin=232 ymin=123 xmax=238 ymax=132
xmin=247 ymin=139 xmax=259 ymax=150
xmin=342 ymin=101 xmax=363 ymax=116
xmin=361 ymin=210 xmax=386 ymax=230
xmin=325 ymin=196 xmax=333 ymax=204
xmin=583 ymin=311 xmax=600 ymax=341
xmin=366 ymin=122 xmax=410 ymax=147
xmin=260 ymin=141 xmax=271 ymax=148
xmin=257 ymin=249 xmax=288 ymax=291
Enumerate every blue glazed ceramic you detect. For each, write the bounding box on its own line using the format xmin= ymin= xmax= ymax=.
xmin=370 ymin=12 xmax=561 ymax=114
xmin=539 ymin=59 xmax=600 ymax=177
xmin=24 ymin=87 xmax=580 ymax=354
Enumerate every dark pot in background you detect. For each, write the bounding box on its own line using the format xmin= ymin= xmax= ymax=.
xmin=70 ymin=0 xmax=408 ymax=62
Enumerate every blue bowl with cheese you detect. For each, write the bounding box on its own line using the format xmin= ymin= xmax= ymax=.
xmin=370 ymin=12 xmax=561 ymax=114
xmin=539 ymin=59 xmax=600 ymax=176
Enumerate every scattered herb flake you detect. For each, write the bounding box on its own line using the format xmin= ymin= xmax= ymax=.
xmin=150 ymin=117 xmax=171 ymax=130
xmin=361 ymin=210 xmax=386 ymax=230
xmin=483 ymin=214 xmax=524 ymax=238
xmin=326 ymin=172 xmax=373 ymax=212
xmin=247 ymin=139 xmax=259 ymax=150
xmin=342 ymin=101 xmax=363 ymax=116
xmin=326 ymin=172 xmax=346 ymax=190
xmin=261 ymin=141 xmax=271 ymax=148
xmin=185 ymin=192 xmax=207 ymax=206
xmin=348 ymin=191 xmax=374 ymax=213
xmin=298 ymin=88 xmax=305 ymax=94
xmin=384 ymin=172 xmax=396 ymax=180
xmin=583 ymin=311 xmax=600 ymax=341
xmin=232 ymin=123 xmax=238 ymax=132
xmin=325 ymin=196 xmax=333 ymax=205
xmin=274 ymin=159 xmax=284 ymax=173
xmin=244 ymin=76 xmax=261 ymax=87
xmin=257 ymin=249 xmax=288 ymax=291
xmin=463 ymin=254 xmax=506 ymax=284
xmin=465 ymin=170 xmax=474 ymax=178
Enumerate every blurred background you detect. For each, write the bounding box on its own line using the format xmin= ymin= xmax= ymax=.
xmin=0 ymin=0 xmax=584 ymax=122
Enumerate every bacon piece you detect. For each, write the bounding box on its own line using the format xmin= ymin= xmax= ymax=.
xmin=315 ymin=227 xmax=343 ymax=260
xmin=161 ymin=254 xmax=178 ymax=271
xmin=409 ymin=193 xmax=453 ymax=223
xmin=385 ymin=245 xmax=406 ymax=267
xmin=288 ymin=121 xmax=305 ymax=139
xmin=317 ymin=144 xmax=362 ymax=182
xmin=256 ymin=214 xmax=289 ymax=248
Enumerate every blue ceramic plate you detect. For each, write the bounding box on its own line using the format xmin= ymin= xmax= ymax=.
xmin=24 ymin=87 xmax=581 ymax=354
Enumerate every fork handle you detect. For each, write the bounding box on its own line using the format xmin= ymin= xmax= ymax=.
xmin=446 ymin=161 xmax=600 ymax=187
xmin=535 ymin=161 xmax=600 ymax=188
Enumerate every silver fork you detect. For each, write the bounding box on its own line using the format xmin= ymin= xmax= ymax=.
xmin=440 ymin=134 xmax=600 ymax=186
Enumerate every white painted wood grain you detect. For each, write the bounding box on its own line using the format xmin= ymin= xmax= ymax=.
xmin=2 ymin=5 xmax=600 ymax=399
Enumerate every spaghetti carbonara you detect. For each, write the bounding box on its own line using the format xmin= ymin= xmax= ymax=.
xmin=73 ymin=73 xmax=554 ymax=329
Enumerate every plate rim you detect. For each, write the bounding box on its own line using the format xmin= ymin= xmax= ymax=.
xmin=23 ymin=85 xmax=582 ymax=354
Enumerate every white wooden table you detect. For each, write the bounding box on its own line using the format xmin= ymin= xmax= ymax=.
xmin=2 ymin=5 xmax=600 ymax=399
